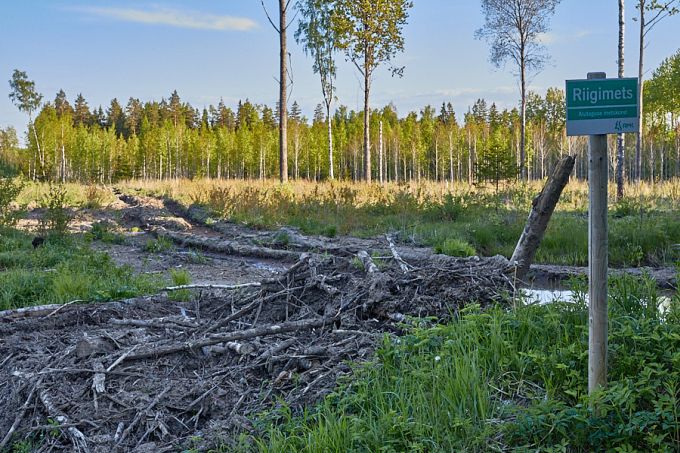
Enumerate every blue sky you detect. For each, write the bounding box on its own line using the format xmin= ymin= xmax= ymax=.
xmin=1 ymin=0 xmax=679 ymax=136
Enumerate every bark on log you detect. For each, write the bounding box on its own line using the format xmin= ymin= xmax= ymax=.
xmin=123 ymin=317 xmax=334 ymax=362
xmin=163 ymin=282 xmax=261 ymax=292
xmin=386 ymin=234 xmax=411 ymax=273
xmin=511 ymin=155 xmax=575 ymax=279
xmin=39 ymin=388 xmax=91 ymax=452
xmin=357 ymin=251 xmax=379 ymax=274
xmin=152 ymin=227 xmax=301 ymax=261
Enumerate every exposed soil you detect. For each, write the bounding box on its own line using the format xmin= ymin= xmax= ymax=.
xmin=1 ymin=191 xmax=675 ymax=451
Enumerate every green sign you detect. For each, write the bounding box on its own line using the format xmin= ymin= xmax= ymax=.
xmin=565 ymin=77 xmax=639 ymax=136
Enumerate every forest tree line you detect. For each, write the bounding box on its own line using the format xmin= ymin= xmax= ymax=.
xmin=1 ymin=49 xmax=679 ymax=185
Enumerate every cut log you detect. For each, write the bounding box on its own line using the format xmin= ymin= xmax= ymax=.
xmin=163 ymin=282 xmax=261 ymax=292
xmin=151 ymin=227 xmax=301 ymax=261
xmin=511 ymin=155 xmax=575 ymax=279
xmin=122 ymin=317 xmax=334 ymax=362
xmin=385 ymin=235 xmax=411 ymax=273
xmin=357 ymin=251 xmax=379 ymax=274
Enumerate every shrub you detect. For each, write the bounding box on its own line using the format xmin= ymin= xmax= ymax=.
xmin=0 ymin=177 xmax=24 ymax=227
xmin=87 ymin=221 xmax=126 ymax=244
xmin=434 ymin=238 xmax=476 ymax=257
xmin=39 ymin=184 xmax=72 ymax=236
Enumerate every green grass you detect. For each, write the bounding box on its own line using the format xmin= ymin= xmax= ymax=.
xmin=0 ymin=228 xmax=162 ymax=310
xmin=236 ymin=273 xmax=680 ymax=452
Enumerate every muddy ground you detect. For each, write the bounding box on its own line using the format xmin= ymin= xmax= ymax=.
xmin=0 ymin=191 xmax=676 ymax=451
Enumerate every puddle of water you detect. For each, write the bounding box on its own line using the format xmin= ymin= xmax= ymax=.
xmin=520 ymin=288 xmax=579 ymax=305
xmin=519 ymin=288 xmax=674 ymax=314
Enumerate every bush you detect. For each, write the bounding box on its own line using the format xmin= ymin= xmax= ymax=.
xmin=87 ymin=221 xmax=126 ymax=244
xmin=39 ymin=184 xmax=72 ymax=236
xmin=0 ymin=177 xmax=24 ymax=227
xmin=434 ymin=238 xmax=476 ymax=257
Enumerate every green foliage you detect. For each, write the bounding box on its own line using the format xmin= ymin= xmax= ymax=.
xmin=332 ymin=0 xmax=413 ymax=79
xmin=434 ymin=237 xmax=476 ymax=257
xmin=0 ymin=229 xmax=161 ymax=310
xmin=169 ymin=268 xmax=192 ymax=302
xmin=86 ymin=220 xmax=126 ymax=244
xmin=0 ymin=177 xmax=24 ymax=227
xmin=39 ymin=184 xmax=72 ymax=236
xmin=144 ymin=236 xmax=174 ymax=253
xmin=245 ymin=275 xmax=680 ymax=452
xmin=295 ymin=0 xmax=338 ymax=113
xmin=8 ymin=69 xmax=43 ymax=116
xmin=476 ymin=131 xmax=518 ymax=192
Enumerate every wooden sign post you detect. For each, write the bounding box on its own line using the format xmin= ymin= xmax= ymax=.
xmin=565 ymin=71 xmax=639 ymax=394
xmin=586 ymin=72 xmax=609 ymax=394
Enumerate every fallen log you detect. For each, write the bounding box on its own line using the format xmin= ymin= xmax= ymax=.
xmin=357 ymin=251 xmax=379 ymax=274
xmin=163 ymin=282 xmax=261 ymax=292
xmin=151 ymin=227 xmax=302 ymax=261
xmin=122 ymin=317 xmax=334 ymax=362
xmin=511 ymin=155 xmax=575 ymax=279
xmin=386 ymin=234 xmax=412 ymax=273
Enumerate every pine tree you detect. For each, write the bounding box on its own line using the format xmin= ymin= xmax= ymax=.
xmin=73 ymin=94 xmax=92 ymax=127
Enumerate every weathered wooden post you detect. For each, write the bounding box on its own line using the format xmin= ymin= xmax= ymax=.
xmin=511 ymin=155 xmax=575 ymax=279
xmin=586 ymin=72 xmax=609 ymax=394
xmin=565 ymin=72 xmax=639 ymax=395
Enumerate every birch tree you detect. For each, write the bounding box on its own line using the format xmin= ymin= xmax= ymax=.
xmin=476 ymin=0 xmax=560 ymax=181
xmin=332 ymin=0 xmax=413 ymax=183
xmin=8 ymin=70 xmax=43 ymax=180
xmin=634 ymin=0 xmax=678 ymax=183
xmin=616 ymin=0 xmax=626 ymax=200
xmin=296 ymin=0 xmax=338 ymax=179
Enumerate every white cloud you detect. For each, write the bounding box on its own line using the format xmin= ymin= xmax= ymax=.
xmin=538 ymin=30 xmax=593 ymax=45
xmin=72 ymin=6 xmax=258 ymax=32
xmin=537 ymin=32 xmax=557 ymax=45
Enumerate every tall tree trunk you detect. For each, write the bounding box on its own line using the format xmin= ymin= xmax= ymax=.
xmin=363 ymin=64 xmax=371 ymax=183
xmin=327 ymin=104 xmax=334 ymax=179
xmin=60 ymin=121 xmax=66 ymax=183
xmin=520 ymin=56 xmax=527 ymax=180
xmin=635 ymin=1 xmax=645 ymax=184
xmin=394 ymin=139 xmax=399 ymax=183
xmin=378 ymin=120 xmax=384 ymax=183
xmin=294 ymin=132 xmax=300 ymax=179
xmin=616 ymin=0 xmax=626 ymax=200
xmin=279 ymin=0 xmax=288 ymax=183
xmin=435 ymin=138 xmax=439 ymax=181
xmin=29 ymin=115 xmax=43 ymax=180
xmin=649 ymin=136 xmax=654 ymax=183
xmin=449 ymin=132 xmax=454 ymax=182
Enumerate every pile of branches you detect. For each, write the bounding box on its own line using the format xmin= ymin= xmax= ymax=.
xmin=1 ymin=248 xmax=513 ymax=451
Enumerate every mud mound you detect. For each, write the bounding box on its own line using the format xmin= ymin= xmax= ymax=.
xmin=0 ymin=252 xmax=512 ymax=451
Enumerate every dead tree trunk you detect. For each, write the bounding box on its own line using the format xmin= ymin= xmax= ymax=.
xmin=511 ymin=155 xmax=575 ymax=279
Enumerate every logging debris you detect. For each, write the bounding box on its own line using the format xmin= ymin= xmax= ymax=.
xmin=0 ymin=240 xmax=513 ymax=451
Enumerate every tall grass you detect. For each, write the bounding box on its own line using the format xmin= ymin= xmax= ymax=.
xmin=119 ymin=178 xmax=680 ymax=267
